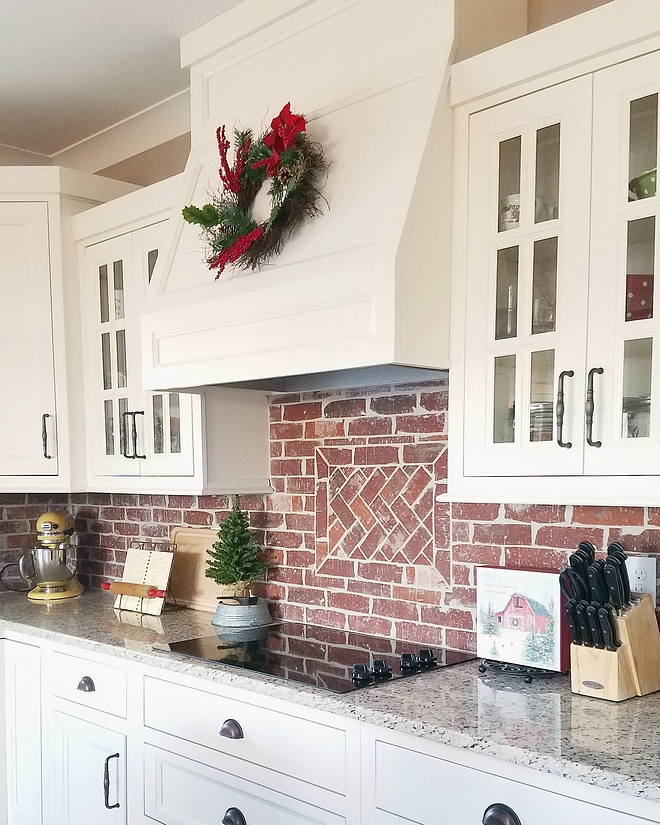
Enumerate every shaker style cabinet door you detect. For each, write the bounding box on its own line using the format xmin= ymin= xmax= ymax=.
xmin=0 ymin=202 xmax=58 ymax=476
xmin=52 ymin=712 xmax=125 ymax=825
xmin=587 ymin=50 xmax=660 ymax=474
xmin=463 ymin=76 xmax=593 ymax=477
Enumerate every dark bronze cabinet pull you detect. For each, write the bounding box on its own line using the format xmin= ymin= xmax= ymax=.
xmin=132 ymin=410 xmax=146 ymax=459
xmin=120 ymin=411 xmax=133 ymax=458
xmin=222 ymin=808 xmax=246 ymax=825
xmin=76 ymin=676 xmax=95 ymax=692
xmin=556 ymin=370 xmax=574 ymax=448
xmin=103 ymin=753 xmax=120 ymax=809
xmin=482 ymin=803 xmax=522 ymax=825
xmin=120 ymin=411 xmax=146 ymax=459
xmin=585 ymin=367 xmax=604 ymax=448
xmin=219 ymin=719 xmax=244 ymax=739
xmin=42 ymin=413 xmax=52 ymax=459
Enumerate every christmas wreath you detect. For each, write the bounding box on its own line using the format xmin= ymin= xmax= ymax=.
xmin=182 ymin=102 xmax=328 ymax=278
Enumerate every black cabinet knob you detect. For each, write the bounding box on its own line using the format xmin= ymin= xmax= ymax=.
xmin=482 ymin=803 xmax=522 ymax=825
xmin=418 ymin=649 xmax=437 ymax=667
xmin=220 ymin=719 xmax=244 ymax=740
xmin=77 ymin=676 xmax=95 ymax=692
xmin=372 ymin=659 xmax=392 ymax=678
xmin=352 ymin=663 xmax=373 ymax=683
xmin=222 ymin=807 xmax=246 ymax=825
xmin=401 ymin=652 xmax=419 ymax=671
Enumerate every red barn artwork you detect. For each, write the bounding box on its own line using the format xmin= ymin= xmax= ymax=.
xmin=494 ymin=593 xmax=552 ymax=633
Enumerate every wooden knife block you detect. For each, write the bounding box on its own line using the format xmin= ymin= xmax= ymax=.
xmin=570 ymin=594 xmax=660 ymax=702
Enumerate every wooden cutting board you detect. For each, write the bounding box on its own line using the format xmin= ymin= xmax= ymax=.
xmin=168 ymin=527 xmax=221 ymax=613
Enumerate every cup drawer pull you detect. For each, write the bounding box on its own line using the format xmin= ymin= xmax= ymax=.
xmin=77 ymin=676 xmax=96 ymax=692
xmin=220 ymin=719 xmax=243 ymax=739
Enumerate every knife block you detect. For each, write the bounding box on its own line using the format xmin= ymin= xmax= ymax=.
xmin=570 ymin=595 xmax=660 ymax=702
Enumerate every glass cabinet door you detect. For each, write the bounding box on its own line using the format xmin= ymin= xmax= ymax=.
xmin=463 ymin=76 xmax=593 ymax=477
xmin=587 ymin=52 xmax=660 ymax=474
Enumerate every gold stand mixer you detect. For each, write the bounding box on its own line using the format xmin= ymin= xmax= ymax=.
xmin=18 ymin=511 xmax=84 ymax=602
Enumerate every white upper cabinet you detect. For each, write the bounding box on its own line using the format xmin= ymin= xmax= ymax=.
xmin=0 ymin=168 xmax=136 ymax=492
xmin=450 ymin=0 xmax=660 ymax=504
xmin=139 ymin=0 xmax=454 ymax=392
xmin=74 ymin=179 xmax=272 ymax=495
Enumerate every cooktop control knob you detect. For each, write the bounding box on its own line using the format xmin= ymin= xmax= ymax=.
xmin=372 ymin=659 xmax=393 ymax=679
xmin=352 ymin=663 xmax=373 ymax=684
xmin=400 ymin=652 xmax=419 ymax=671
xmin=418 ymin=649 xmax=437 ymax=668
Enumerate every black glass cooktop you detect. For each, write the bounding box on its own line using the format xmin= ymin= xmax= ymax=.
xmin=161 ymin=621 xmax=476 ymax=693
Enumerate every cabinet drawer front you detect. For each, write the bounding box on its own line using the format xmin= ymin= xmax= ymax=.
xmin=144 ymin=676 xmax=346 ymax=793
xmin=49 ymin=651 xmax=127 ymax=718
xmin=375 ymin=742 xmax=648 ymax=824
xmin=144 ymin=744 xmax=344 ymax=825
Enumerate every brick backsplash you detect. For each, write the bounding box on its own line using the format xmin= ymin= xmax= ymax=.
xmin=2 ymin=380 xmax=660 ymax=652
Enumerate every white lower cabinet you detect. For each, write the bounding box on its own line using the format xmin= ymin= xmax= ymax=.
xmin=52 ymin=712 xmax=125 ymax=825
xmin=143 ymin=744 xmax=344 ymax=825
xmin=5 ymin=640 xmax=41 ymax=825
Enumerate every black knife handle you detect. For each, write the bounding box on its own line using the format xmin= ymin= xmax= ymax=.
xmin=586 ymin=564 xmax=607 ymax=606
xmin=586 ymin=604 xmax=605 ymax=649
xmin=585 ymin=367 xmax=604 ymax=447
xmin=604 ymin=563 xmax=624 ymax=611
xmin=564 ymin=600 xmax=582 ymax=645
xmin=565 ymin=568 xmax=588 ymax=603
xmin=569 ymin=554 xmax=589 ymax=590
xmin=579 ymin=541 xmax=597 ymax=563
xmin=575 ymin=602 xmax=593 ymax=646
xmin=598 ymin=606 xmax=619 ymax=651
xmin=608 ymin=552 xmax=631 ymax=603
xmin=603 ymin=604 xmax=622 ymax=648
xmin=608 ymin=542 xmax=627 ymax=558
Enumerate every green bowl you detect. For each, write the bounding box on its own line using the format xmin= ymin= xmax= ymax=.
xmin=629 ymin=168 xmax=657 ymax=200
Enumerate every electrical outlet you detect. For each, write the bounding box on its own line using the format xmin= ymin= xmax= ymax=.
xmin=625 ymin=556 xmax=657 ymax=607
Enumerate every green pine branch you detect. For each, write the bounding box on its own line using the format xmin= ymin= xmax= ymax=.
xmin=206 ymin=497 xmax=268 ymax=586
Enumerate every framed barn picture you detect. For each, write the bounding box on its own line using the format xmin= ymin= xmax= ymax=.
xmin=476 ymin=567 xmax=569 ymax=672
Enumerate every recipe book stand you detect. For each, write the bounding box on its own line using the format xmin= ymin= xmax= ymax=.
xmin=570 ymin=594 xmax=660 ymax=701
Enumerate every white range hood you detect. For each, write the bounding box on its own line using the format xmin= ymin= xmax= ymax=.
xmin=141 ymin=0 xmax=454 ymax=392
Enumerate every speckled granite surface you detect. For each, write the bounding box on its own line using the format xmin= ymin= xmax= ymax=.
xmin=2 ymin=591 xmax=660 ymax=807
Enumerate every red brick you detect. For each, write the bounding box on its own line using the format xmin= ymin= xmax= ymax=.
xmin=367 ymin=435 xmax=415 ymax=445
xmin=648 ymin=508 xmax=660 ymax=527
xmin=317 ymin=557 xmax=355 ymax=578
xmin=305 ymin=459 xmax=315 ymax=475
xmin=328 ymin=592 xmax=370 ymax=613
xmin=167 ymin=495 xmax=196 ymax=509
xmin=271 ymin=478 xmax=285 ymax=492
xmin=261 ymin=582 xmax=287 ymax=600
xmin=152 ymin=509 xmax=183 ymax=524
xmin=195 ymin=495 xmax=229 ymax=510
xmin=111 ymin=494 xmax=140 ymax=506
xmin=444 ymin=586 xmax=476 ymax=608
xmin=347 ymin=579 xmax=391 ymax=596
xmin=284 ymin=440 xmax=319 ymax=457
xmin=317 ymin=447 xmax=353 ymax=466
xmin=269 ymin=405 xmax=282 ymax=422
xmin=347 ymin=615 xmax=391 ymax=635
xmin=184 ymin=510 xmax=213 ymax=527
xmin=286 ymin=549 xmax=315 ymax=567
xmin=140 ymin=524 xmax=169 ymax=538
xmin=402 ymin=443 xmax=443 ymax=464
xmin=266 ymin=531 xmax=303 ymax=549
xmin=126 ymin=508 xmax=151 ymax=522
xmin=473 ymin=524 xmax=531 ymax=546
xmin=270 ymin=458 xmax=303 ymax=477
xmin=452 ymin=521 xmax=470 ymax=542
xmin=304 ymin=420 xmax=345 ymax=438
xmin=271 ymin=442 xmax=283 ymax=457
xmin=392 ymin=586 xmax=441 ymax=605
xmin=263 ymin=547 xmax=285 ymax=566
xmin=138 ymin=494 xmax=166 ymax=506
xmin=535 ymin=525 xmax=604 ymax=550
xmin=395 ymin=414 xmax=444 ymax=434
xmin=288 ymin=587 xmax=326 ymax=605
xmin=284 ymin=513 xmax=315 ymax=532
xmin=237 ymin=495 xmax=265 ymax=511
xmin=357 ymin=562 xmax=402 ymax=583
xmin=99 ymin=507 xmax=126 ymax=521
xmin=7 ymin=534 xmax=40 ymax=550
xmin=453 ymin=543 xmax=503 ymax=565
xmin=0 ymin=520 xmax=29 ymax=534
xmin=304 ymin=570 xmax=346 ymax=589
xmin=113 ymin=521 xmax=139 ymax=536
xmin=268 ymin=494 xmax=303 ymax=512
xmin=421 ymin=606 xmax=474 ymax=630
xmin=372 ymin=598 xmax=419 ymax=621
xmin=354 ymin=446 xmax=400 ymax=465
xmin=420 ymin=391 xmax=448 ymax=412
xmin=394 ymin=622 xmax=444 ymax=646
xmin=504 ymin=504 xmax=566 ymax=523
xmin=505 ymin=546 xmax=568 ymax=570
xmin=283 ymin=403 xmax=322 ymax=421
xmin=606 ymin=528 xmax=660 ymax=553
xmin=100 ymin=535 xmax=126 ymax=550
xmin=268 ymin=568 xmax=304 ymax=585
xmin=453 ymin=564 xmax=472 ymax=585
xmin=0 ymin=494 xmax=26 ymax=505
xmin=370 ymin=395 xmax=416 ymax=415
xmin=324 ymin=399 xmax=366 ymax=418
xmin=572 ymin=506 xmax=644 ymax=527
xmin=250 ymin=512 xmax=284 ymax=529
xmin=306 ymin=608 xmax=346 ymax=628
xmin=452 ymin=503 xmax=500 ymax=521
xmin=348 ymin=417 xmax=392 ymax=436
xmin=445 ymin=629 xmax=477 ymax=652
xmin=270 ymin=422 xmax=304 ymax=440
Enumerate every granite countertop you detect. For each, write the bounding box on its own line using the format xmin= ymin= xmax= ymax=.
xmin=1 ymin=591 xmax=660 ymax=807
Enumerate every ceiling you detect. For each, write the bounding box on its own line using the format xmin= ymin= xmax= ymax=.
xmin=0 ymin=1 xmax=244 ymax=157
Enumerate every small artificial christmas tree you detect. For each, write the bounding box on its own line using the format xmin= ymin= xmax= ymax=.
xmin=206 ymin=497 xmax=268 ymax=598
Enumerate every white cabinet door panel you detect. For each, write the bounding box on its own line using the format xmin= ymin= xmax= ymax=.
xmin=0 ymin=202 xmax=57 ymax=475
